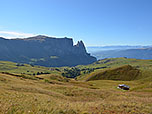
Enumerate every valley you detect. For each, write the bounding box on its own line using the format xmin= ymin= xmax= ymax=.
xmin=1 ymin=0 xmax=152 ymax=113
xmin=0 ymin=58 xmax=152 ymax=113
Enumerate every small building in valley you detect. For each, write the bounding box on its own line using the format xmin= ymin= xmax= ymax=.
xmin=117 ymin=84 xmax=130 ymax=90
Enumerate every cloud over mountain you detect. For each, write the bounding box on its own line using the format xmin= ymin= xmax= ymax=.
xmin=0 ymin=31 xmax=35 ymax=39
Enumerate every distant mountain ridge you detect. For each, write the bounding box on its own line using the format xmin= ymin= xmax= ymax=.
xmin=87 ymin=45 xmax=152 ymax=53
xmin=0 ymin=35 xmax=96 ymax=67
xmin=91 ymin=47 xmax=152 ymax=60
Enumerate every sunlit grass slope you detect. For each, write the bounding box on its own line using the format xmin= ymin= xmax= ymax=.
xmin=0 ymin=58 xmax=152 ymax=113
xmin=86 ymin=65 xmax=141 ymax=81
xmin=77 ymin=57 xmax=152 ymax=81
xmin=77 ymin=57 xmax=152 ymax=70
xmin=0 ymin=61 xmax=60 ymax=75
xmin=0 ymin=73 xmax=152 ymax=114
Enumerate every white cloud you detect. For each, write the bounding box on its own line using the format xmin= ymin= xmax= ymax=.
xmin=0 ymin=31 xmax=35 ymax=39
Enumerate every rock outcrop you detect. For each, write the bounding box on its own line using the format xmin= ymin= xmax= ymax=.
xmin=0 ymin=35 xmax=97 ymax=67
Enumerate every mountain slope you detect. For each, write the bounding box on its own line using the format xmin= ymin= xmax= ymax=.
xmin=76 ymin=57 xmax=152 ymax=81
xmin=86 ymin=65 xmax=141 ymax=81
xmin=0 ymin=35 xmax=96 ymax=67
xmin=0 ymin=61 xmax=152 ymax=113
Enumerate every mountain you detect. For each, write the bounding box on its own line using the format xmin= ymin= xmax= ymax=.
xmin=87 ymin=45 xmax=152 ymax=53
xmin=0 ymin=35 xmax=96 ymax=67
xmin=91 ymin=47 xmax=152 ymax=60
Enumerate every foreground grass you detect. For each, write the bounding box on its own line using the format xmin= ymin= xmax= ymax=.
xmin=0 ymin=73 xmax=152 ymax=114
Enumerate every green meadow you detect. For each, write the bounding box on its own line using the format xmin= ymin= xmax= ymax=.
xmin=0 ymin=58 xmax=152 ymax=114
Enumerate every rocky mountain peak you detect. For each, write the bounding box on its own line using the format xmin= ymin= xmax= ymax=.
xmin=0 ymin=35 xmax=96 ymax=67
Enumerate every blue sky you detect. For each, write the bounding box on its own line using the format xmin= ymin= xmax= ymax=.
xmin=0 ymin=0 xmax=152 ymax=46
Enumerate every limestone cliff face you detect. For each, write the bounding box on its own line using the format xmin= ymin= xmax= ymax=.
xmin=0 ymin=35 xmax=96 ymax=67
xmin=74 ymin=41 xmax=87 ymax=54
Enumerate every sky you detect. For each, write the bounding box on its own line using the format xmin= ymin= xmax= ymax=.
xmin=0 ymin=0 xmax=152 ymax=46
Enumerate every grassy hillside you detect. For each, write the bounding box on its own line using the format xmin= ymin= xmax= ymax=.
xmin=77 ymin=57 xmax=152 ymax=69
xmin=86 ymin=65 xmax=141 ymax=81
xmin=0 ymin=58 xmax=152 ymax=113
xmin=76 ymin=57 xmax=152 ymax=81
xmin=0 ymin=72 xmax=152 ymax=113
xmin=0 ymin=61 xmax=61 ymax=75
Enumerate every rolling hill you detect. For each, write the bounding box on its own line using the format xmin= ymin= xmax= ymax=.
xmin=76 ymin=57 xmax=152 ymax=82
xmin=85 ymin=65 xmax=141 ymax=81
xmin=0 ymin=58 xmax=152 ymax=113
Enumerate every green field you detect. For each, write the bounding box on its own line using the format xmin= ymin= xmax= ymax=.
xmin=76 ymin=57 xmax=152 ymax=81
xmin=0 ymin=61 xmax=61 ymax=75
xmin=0 ymin=58 xmax=152 ymax=114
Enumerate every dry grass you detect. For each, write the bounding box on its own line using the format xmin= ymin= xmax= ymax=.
xmin=85 ymin=65 xmax=140 ymax=81
xmin=0 ymin=73 xmax=152 ymax=114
